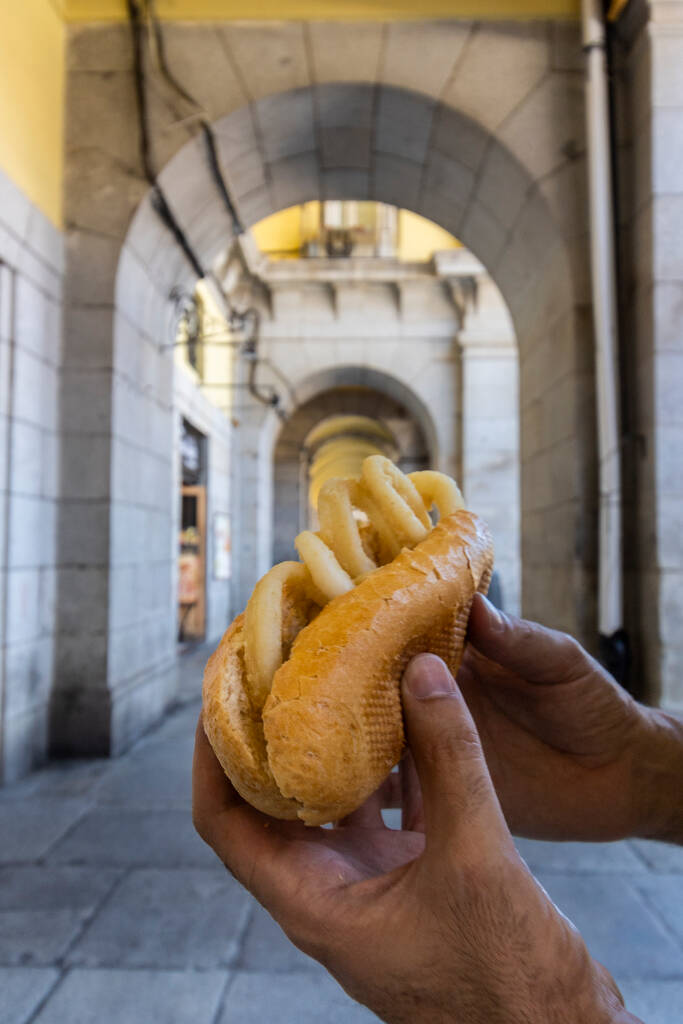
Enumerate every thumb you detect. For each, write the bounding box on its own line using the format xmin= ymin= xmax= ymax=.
xmin=467 ymin=593 xmax=593 ymax=686
xmin=401 ymin=653 xmax=509 ymax=857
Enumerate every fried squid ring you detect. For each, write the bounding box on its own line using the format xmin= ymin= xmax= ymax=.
xmin=361 ymin=455 xmax=431 ymax=547
xmin=317 ymin=479 xmax=377 ymax=579
xmin=243 ymin=561 xmax=318 ymax=710
xmin=294 ymin=531 xmax=354 ymax=603
xmin=243 ymin=457 xmax=466 ymax=701
xmin=409 ymin=470 xmax=465 ymax=519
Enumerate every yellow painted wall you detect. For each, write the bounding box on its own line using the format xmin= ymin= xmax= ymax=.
xmin=252 ymin=204 xmax=460 ymax=262
xmin=397 ymin=210 xmax=460 ymax=261
xmin=63 ymin=0 xmax=579 ymax=20
xmin=0 ymin=0 xmax=580 ymax=228
xmin=252 ymin=205 xmax=308 ymax=258
xmin=0 ymin=1 xmax=64 ymax=227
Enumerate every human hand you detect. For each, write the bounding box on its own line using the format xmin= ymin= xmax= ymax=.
xmin=452 ymin=594 xmax=683 ymax=843
xmin=193 ymin=655 xmax=637 ymax=1024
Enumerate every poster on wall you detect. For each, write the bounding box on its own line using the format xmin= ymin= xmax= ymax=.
xmin=213 ymin=513 xmax=231 ymax=580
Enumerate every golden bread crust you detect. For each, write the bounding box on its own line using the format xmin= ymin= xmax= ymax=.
xmin=202 ymin=510 xmax=493 ymax=825
xmin=264 ymin=511 xmax=492 ymax=823
xmin=202 ymin=614 xmax=300 ymax=819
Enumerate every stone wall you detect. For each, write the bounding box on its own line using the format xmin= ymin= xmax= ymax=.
xmin=460 ymin=347 xmax=520 ymax=609
xmin=55 ymin=16 xmax=597 ymax=760
xmin=0 ymin=168 xmax=64 ymax=781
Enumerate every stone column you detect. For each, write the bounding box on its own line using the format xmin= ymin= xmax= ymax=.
xmin=619 ymin=0 xmax=683 ymax=708
xmin=231 ymin=395 xmax=278 ymax=615
xmin=459 ymin=334 xmax=520 ymax=615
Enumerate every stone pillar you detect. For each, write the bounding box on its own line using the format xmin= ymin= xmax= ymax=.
xmin=459 ymin=334 xmax=520 ymax=615
xmin=52 ymin=229 xmax=179 ymax=757
xmin=231 ymin=396 xmax=278 ymax=614
xmin=619 ymin=0 xmax=683 ymax=708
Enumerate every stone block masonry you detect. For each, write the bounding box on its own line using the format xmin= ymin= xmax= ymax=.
xmin=0 ymin=167 xmax=63 ymax=784
xmin=616 ymin=0 xmax=683 ymax=707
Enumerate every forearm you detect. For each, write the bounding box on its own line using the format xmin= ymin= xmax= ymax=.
xmin=636 ymin=708 xmax=683 ymax=845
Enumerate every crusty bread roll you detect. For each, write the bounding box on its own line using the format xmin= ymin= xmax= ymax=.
xmin=202 ymin=509 xmax=493 ymax=826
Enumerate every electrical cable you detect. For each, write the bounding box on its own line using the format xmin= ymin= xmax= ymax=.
xmin=201 ymin=123 xmax=244 ymax=238
xmin=127 ymin=0 xmax=284 ymax=417
xmin=146 ymin=0 xmax=245 ymax=236
xmin=240 ymin=310 xmax=287 ymax=418
xmin=144 ymin=0 xmax=282 ymax=411
xmin=127 ymin=0 xmax=206 ymax=281
xmin=260 ymin=356 xmax=299 ymax=408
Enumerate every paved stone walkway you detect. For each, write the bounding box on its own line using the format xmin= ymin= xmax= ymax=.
xmin=1 ymin=648 xmax=682 ymax=1023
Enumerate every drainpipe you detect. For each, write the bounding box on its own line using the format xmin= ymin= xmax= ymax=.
xmin=582 ymin=0 xmax=627 ymax=682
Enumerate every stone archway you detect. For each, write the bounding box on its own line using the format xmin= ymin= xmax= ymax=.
xmin=117 ymin=84 xmax=590 ymax=638
xmin=271 ymin=372 xmax=433 ymax=566
xmin=59 ymin=44 xmax=592 ymax=753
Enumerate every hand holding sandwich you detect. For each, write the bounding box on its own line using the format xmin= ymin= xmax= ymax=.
xmin=459 ymin=594 xmax=683 ymax=847
xmin=194 ymin=455 xmax=680 ymax=1020
xmin=193 ymin=650 xmax=640 ymax=1024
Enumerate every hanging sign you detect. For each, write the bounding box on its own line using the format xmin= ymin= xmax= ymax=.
xmin=213 ymin=513 xmax=231 ymax=580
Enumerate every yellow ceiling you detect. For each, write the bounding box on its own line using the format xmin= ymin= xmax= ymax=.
xmin=251 ymin=204 xmax=462 ymax=262
xmin=61 ymin=0 xmax=580 ymax=20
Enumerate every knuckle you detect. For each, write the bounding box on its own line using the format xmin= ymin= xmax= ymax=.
xmin=419 ymin=726 xmax=461 ymax=773
xmin=558 ymin=630 xmax=582 ymax=657
xmin=424 ymin=720 xmax=481 ymax=768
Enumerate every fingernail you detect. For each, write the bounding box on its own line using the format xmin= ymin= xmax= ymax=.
xmin=477 ymin=593 xmax=504 ymax=629
xmin=403 ymin=654 xmax=457 ymax=700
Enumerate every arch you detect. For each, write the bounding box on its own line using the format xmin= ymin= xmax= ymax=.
xmin=271 ymin=369 xmax=433 ymax=565
xmin=283 ymin=365 xmax=439 ymax=465
xmin=57 ymin=68 xmax=589 ymax=756
xmin=123 ymin=84 xmax=581 ymax=357
xmin=116 ymin=83 xmax=589 ymax=634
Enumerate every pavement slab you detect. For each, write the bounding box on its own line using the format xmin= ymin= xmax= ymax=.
xmin=30 ymin=968 xmax=229 ymax=1024
xmin=47 ymin=808 xmax=218 ymax=868
xmin=175 ymin=649 xmax=213 ymax=704
xmin=126 ymin=701 xmax=201 ymax=756
xmin=217 ymin=969 xmax=379 ymax=1023
xmin=536 ymin=872 xmax=683 ymax=979
xmin=631 ymin=839 xmax=683 ymax=873
xmin=0 ymin=967 xmax=59 ymax=1024
xmin=515 ymin=838 xmax=647 ymax=874
xmin=632 ymin=873 xmax=683 ymax=949
xmin=92 ymin=735 xmax=195 ymax=808
xmin=1 ymin=650 xmax=682 ymax=1023
xmin=66 ymin=868 xmax=252 ymax=969
xmin=0 ymin=866 xmax=121 ymax=966
xmin=617 ymin=980 xmax=683 ymax=1024
xmin=238 ymin=903 xmax=320 ymax=972
xmin=0 ymin=761 xmax=110 ymax=804
xmin=0 ymin=800 xmax=92 ymax=864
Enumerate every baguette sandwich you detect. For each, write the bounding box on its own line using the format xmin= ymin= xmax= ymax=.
xmin=202 ymin=455 xmax=493 ymax=826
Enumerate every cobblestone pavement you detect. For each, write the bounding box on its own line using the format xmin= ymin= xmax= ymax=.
xmin=1 ymin=648 xmax=682 ymax=1024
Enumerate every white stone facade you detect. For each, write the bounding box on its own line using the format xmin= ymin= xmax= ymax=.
xmin=0 ymin=168 xmax=63 ymax=781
